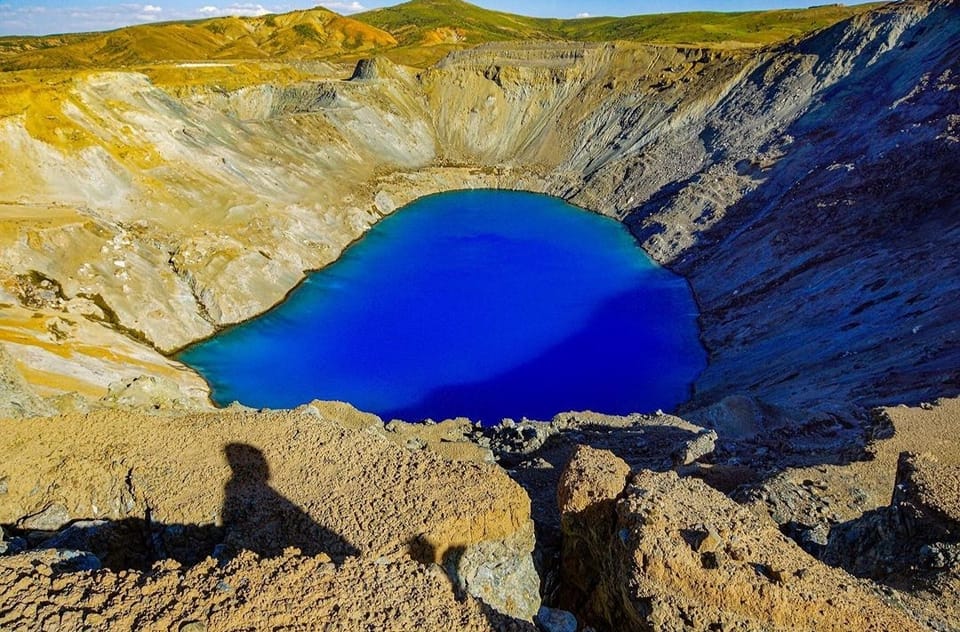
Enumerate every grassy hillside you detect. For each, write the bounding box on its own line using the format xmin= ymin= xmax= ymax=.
xmin=0 ymin=8 xmax=395 ymax=71
xmin=355 ymin=0 xmax=555 ymax=44
xmin=550 ymin=4 xmax=884 ymax=45
xmin=0 ymin=0 xmax=883 ymax=72
xmin=357 ymin=0 xmax=882 ymax=60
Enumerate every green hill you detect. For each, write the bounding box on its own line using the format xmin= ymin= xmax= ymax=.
xmin=0 ymin=8 xmax=396 ymax=72
xmin=0 ymin=0 xmax=883 ymax=72
xmin=358 ymin=0 xmax=881 ymax=44
xmin=356 ymin=0 xmax=881 ymax=64
xmin=550 ymin=4 xmax=884 ymax=45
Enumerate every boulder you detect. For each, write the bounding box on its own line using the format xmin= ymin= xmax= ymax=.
xmin=557 ymin=453 xmax=923 ymax=632
xmin=535 ymin=606 xmax=578 ymax=632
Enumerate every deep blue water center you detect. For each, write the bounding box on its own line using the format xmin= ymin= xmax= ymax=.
xmin=180 ymin=190 xmax=706 ymax=424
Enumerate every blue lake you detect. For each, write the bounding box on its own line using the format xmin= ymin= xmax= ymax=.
xmin=179 ymin=190 xmax=706 ymax=424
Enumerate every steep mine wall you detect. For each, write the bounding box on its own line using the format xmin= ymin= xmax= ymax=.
xmin=0 ymin=0 xmax=956 ymax=420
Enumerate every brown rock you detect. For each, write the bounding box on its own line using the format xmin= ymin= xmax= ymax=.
xmin=557 ymin=446 xmax=631 ymax=516
xmin=561 ymin=468 xmax=923 ymax=631
xmin=0 ymin=405 xmax=538 ymax=623
xmin=0 ymin=549 xmax=536 ymax=631
xmin=892 ymin=451 xmax=960 ymax=540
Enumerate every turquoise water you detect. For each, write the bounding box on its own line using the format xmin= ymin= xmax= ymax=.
xmin=179 ymin=190 xmax=706 ymax=424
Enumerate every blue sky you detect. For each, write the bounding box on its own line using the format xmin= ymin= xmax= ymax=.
xmin=0 ymin=0 xmax=877 ymax=36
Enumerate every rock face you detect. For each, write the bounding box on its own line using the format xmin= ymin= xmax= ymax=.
xmin=823 ymin=451 xmax=960 ymax=604
xmin=557 ymin=449 xmax=924 ymax=632
xmin=0 ymin=403 xmax=539 ymax=623
xmin=893 ymin=452 xmax=960 ymax=542
xmin=0 ymin=550 xmax=535 ymax=631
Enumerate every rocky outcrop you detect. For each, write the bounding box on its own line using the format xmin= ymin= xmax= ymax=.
xmin=823 ymin=451 xmax=960 ymax=573
xmin=557 ymin=449 xmax=924 ymax=631
xmin=0 ymin=403 xmax=539 ymax=622
xmin=0 ymin=549 xmax=535 ymax=631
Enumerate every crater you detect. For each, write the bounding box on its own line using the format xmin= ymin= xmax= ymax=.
xmin=179 ymin=190 xmax=706 ymax=423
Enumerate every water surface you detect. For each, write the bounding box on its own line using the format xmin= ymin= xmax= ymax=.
xmin=180 ymin=190 xmax=706 ymax=423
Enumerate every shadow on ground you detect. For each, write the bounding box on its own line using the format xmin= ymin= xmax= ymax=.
xmin=2 ymin=443 xmax=358 ymax=572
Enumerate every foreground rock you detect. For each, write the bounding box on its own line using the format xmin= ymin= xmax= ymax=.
xmin=0 ymin=403 xmax=539 ymax=624
xmin=0 ymin=550 xmax=534 ymax=631
xmin=740 ymin=397 xmax=960 ymax=629
xmin=557 ymin=446 xmax=923 ymax=631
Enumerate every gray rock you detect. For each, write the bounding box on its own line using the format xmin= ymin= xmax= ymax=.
xmin=450 ymin=520 xmax=540 ymax=621
xmin=488 ymin=421 xmax=557 ymax=456
xmin=17 ymin=503 xmax=71 ymax=531
xmin=673 ymin=429 xmax=718 ymax=466
xmin=536 ymin=606 xmax=578 ymax=632
xmin=42 ymin=520 xmax=111 ymax=549
xmin=52 ymin=549 xmax=102 ymax=572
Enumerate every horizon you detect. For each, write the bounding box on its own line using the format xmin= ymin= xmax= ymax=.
xmin=0 ymin=0 xmax=881 ymax=37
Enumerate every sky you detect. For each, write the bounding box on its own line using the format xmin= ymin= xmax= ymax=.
xmin=0 ymin=0 xmax=877 ymax=37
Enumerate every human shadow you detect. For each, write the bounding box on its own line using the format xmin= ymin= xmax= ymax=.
xmin=217 ymin=443 xmax=359 ymax=563
xmin=3 ymin=443 xmax=358 ymax=573
xmin=407 ymin=541 xmax=538 ymax=632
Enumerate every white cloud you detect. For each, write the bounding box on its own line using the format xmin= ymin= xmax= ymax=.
xmin=1 ymin=4 xmax=167 ymax=34
xmin=0 ymin=1 xmax=352 ymax=36
xmin=194 ymin=3 xmax=270 ymax=17
xmin=576 ymin=12 xmax=591 ymax=18
xmin=319 ymin=1 xmax=366 ymax=13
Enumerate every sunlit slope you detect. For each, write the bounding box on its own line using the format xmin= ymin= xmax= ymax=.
xmin=0 ymin=8 xmax=396 ymax=71
xmin=0 ymin=0 xmax=884 ymax=72
xmin=549 ymin=4 xmax=886 ymax=46
xmin=357 ymin=0 xmax=883 ymax=62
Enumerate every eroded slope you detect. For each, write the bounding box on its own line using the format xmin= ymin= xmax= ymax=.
xmin=1 ymin=0 xmax=956 ymax=426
